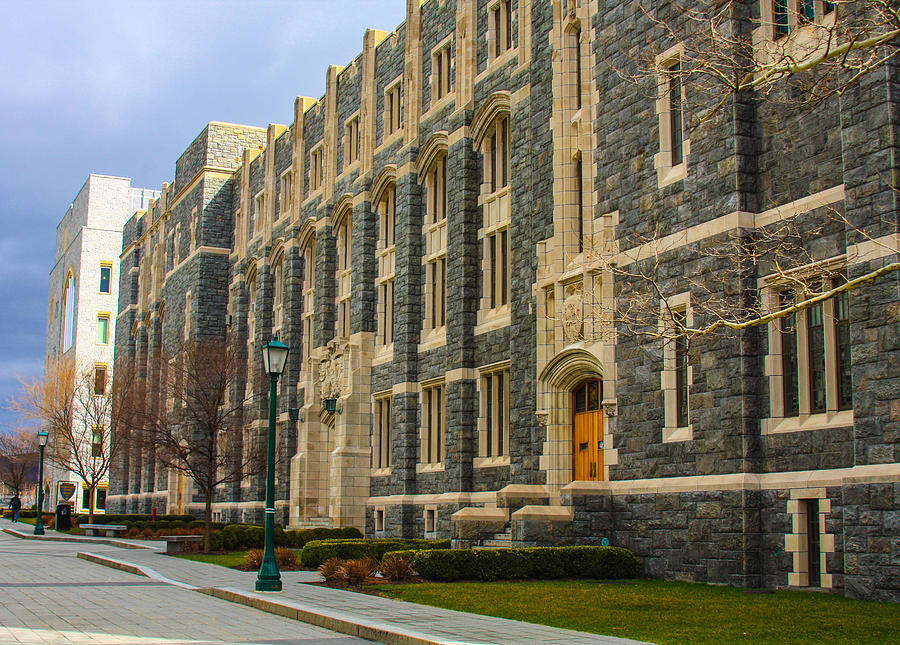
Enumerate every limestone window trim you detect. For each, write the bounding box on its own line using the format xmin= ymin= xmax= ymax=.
xmin=300 ymin=235 xmax=316 ymax=364
xmin=419 ymin=377 xmax=446 ymax=468
xmin=761 ymin=261 xmax=854 ymax=435
xmin=375 ymin=182 xmax=397 ymax=358
xmin=487 ymin=0 xmax=515 ymax=62
xmin=334 ymin=211 xmax=353 ymax=340
xmin=423 ymin=505 xmax=438 ymax=536
xmin=477 ymin=360 xmax=511 ymax=459
xmin=382 ymin=77 xmax=403 ymax=145
xmin=421 ymin=151 xmax=448 ymax=342
xmin=374 ymin=506 xmax=386 ymax=533
xmin=476 ymin=113 xmax=511 ymax=329
xmin=272 ymin=252 xmax=284 ymax=336
xmin=98 ymin=262 xmax=113 ymax=295
xmin=660 ymin=292 xmax=693 ymax=442
xmin=308 ymin=143 xmax=325 ymax=195
xmin=786 ymin=488 xmax=834 ymax=588
xmin=563 ymin=16 xmax=584 ymax=114
xmin=428 ymin=35 xmax=455 ymax=114
xmin=343 ymin=111 xmax=361 ymax=172
xmin=93 ymin=363 xmax=108 ymax=396
xmin=184 ymin=290 xmax=192 ymax=342
xmin=251 ymin=191 xmax=265 ymax=241
xmin=373 ymin=390 xmax=393 ymax=471
xmin=653 ymin=43 xmax=690 ymax=188
xmin=758 ymin=1 xmax=837 ymax=42
xmin=278 ymin=170 xmax=292 ymax=221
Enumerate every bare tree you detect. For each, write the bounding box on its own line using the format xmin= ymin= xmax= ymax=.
xmin=119 ymin=337 xmax=261 ymax=551
xmin=0 ymin=428 xmax=38 ymax=499
xmin=9 ymin=358 xmax=134 ymax=523
xmin=577 ymin=1 xmax=900 ymax=346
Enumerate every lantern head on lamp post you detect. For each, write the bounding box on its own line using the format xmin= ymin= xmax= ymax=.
xmin=256 ymin=338 xmax=289 ymax=592
xmin=34 ymin=430 xmax=49 ymax=536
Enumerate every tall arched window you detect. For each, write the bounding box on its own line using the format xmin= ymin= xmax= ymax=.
xmin=375 ymin=184 xmax=396 ymax=347
xmin=423 ymin=154 xmax=447 ymax=331
xmin=272 ymin=252 xmax=284 ymax=336
xmin=301 ymin=237 xmax=316 ymax=360
xmin=62 ymin=273 xmax=76 ymax=351
xmin=335 ymin=211 xmax=353 ymax=338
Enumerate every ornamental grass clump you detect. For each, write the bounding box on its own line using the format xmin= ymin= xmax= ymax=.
xmin=318 ymin=558 xmax=345 ymax=584
xmin=341 ymin=558 xmax=379 ymax=586
xmin=379 ymin=553 xmax=416 ymax=582
xmin=244 ymin=547 xmax=298 ymax=569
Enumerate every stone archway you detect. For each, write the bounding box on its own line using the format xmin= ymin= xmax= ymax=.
xmin=538 ymin=347 xmax=616 ymax=490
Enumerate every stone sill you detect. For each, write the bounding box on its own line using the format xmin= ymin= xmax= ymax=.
xmin=762 ymin=409 xmax=854 ymax=435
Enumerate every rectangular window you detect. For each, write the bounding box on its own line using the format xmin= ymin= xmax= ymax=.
xmin=807 ymin=301 xmax=826 ymax=414
xmin=345 ymin=116 xmax=360 ymax=167
xmin=481 ymin=367 xmax=509 ymax=457
xmin=93 ymin=365 xmax=107 ymax=396
xmin=96 ymin=488 xmax=107 ymax=510
xmin=310 ymin=146 xmax=324 ymax=191
xmin=82 ymin=487 xmax=91 ymax=510
xmin=673 ymin=309 xmax=689 ymax=428
xmin=375 ymin=508 xmax=385 ymax=531
xmin=375 ymin=396 xmax=392 ymax=469
xmin=491 ymin=0 xmax=513 ymax=58
xmin=280 ymin=171 xmax=292 ymax=214
xmin=379 ymin=279 xmax=395 ymax=345
xmin=432 ymin=43 xmax=452 ymax=101
xmin=781 ymin=292 xmax=800 ymax=418
xmin=430 ymin=157 xmax=448 ymax=223
xmin=835 ymin=290 xmax=852 ymax=410
xmin=99 ymin=264 xmax=111 ymax=294
xmin=773 ymin=0 xmax=790 ymax=36
xmin=802 ymin=498 xmax=821 ymax=587
xmin=385 ymin=82 xmax=402 ymax=136
xmin=422 ymin=382 xmax=445 ymax=464
xmin=486 ymin=229 xmax=509 ymax=309
xmin=668 ymin=62 xmax=684 ymax=166
xmin=91 ymin=426 xmax=103 ymax=458
xmin=97 ymin=314 xmax=109 ymax=345
xmin=488 ymin=117 xmax=510 ymax=194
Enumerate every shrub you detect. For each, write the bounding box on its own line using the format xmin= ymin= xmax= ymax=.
xmin=318 ymin=558 xmax=345 ymax=584
xmin=245 ymin=548 xmax=264 ymax=568
xmin=140 ymin=528 xmax=156 ymax=539
xmin=341 ymin=558 xmax=378 ymax=586
xmin=275 ymin=547 xmax=298 ymax=567
xmin=300 ymin=538 xmax=451 ymax=568
xmin=379 ymin=553 xmax=415 ymax=582
xmin=398 ymin=546 xmax=639 ymax=582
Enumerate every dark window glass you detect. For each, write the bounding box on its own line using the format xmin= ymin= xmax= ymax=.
xmin=575 ymin=384 xmax=586 ymax=412
xmin=808 ymin=302 xmax=826 ymax=413
xmin=800 ymin=0 xmax=815 ymax=22
xmin=96 ymin=488 xmax=107 ymax=510
xmin=674 ymin=311 xmax=689 ymax=427
xmin=485 ymin=374 xmax=493 ymax=455
xmin=774 ymin=0 xmax=789 ymax=35
xmin=489 ymin=235 xmax=497 ymax=308
xmin=500 ymin=230 xmax=508 ymax=306
xmin=669 ymin=62 xmax=684 ymax=166
xmin=835 ymin=290 xmax=852 ymax=410
xmin=99 ymin=266 xmax=111 ymax=294
xmin=781 ymin=292 xmax=800 ymax=417
xmin=497 ymin=372 xmax=505 ymax=456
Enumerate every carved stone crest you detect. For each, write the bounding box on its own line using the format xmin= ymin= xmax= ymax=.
xmin=318 ymin=342 xmax=344 ymax=400
xmin=562 ymin=283 xmax=584 ymax=342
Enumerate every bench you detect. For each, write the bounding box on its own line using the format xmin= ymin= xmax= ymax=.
xmin=161 ymin=535 xmax=203 ymax=554
xmin=80 ymin=523 xmax=127 ymax=537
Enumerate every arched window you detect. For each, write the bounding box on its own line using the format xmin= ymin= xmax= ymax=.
xmin=335 ymin=211 xmax=353 ymax=338
xmin=301 ymin=237 xmax=316 ymax=360
xmin=272 ymin=253 xmax=284 ymax=335
xmin=62 ymin=273 xmax=76 ymax=351
xmin=375 ymin=185 xmax=396 ymax=347
xmin=423 ymin=155 xmax=447 ymax=331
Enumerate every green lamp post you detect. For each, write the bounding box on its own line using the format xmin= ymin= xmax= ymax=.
xmin=256 ymin=337 xmax=290 ymax=592
xmin=34 ymin=430 xmax=48 ymax=536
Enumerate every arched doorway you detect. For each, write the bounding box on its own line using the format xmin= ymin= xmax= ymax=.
xmin=572 ymin=379 xmax=603 ymax=480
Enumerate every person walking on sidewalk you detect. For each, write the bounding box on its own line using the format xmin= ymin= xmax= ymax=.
xmin=9 ymin=493 xmax=22 ymax=522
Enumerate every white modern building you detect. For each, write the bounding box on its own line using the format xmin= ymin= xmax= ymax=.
xmin=45 ymin=174 xmax=158 ymax=514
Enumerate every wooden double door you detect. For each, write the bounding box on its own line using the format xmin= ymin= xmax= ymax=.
xmin=573 ymin=379 xmax=604 ymax=481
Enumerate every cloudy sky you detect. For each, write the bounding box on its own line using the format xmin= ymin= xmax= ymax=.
xmin=0 ymin=0 xmax=407 ymax=431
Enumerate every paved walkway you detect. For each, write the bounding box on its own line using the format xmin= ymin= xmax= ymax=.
xmin=0 ymin=525 xmax=366 ymax=645
xmin=0 ymin=519 xmax=652 ymax=645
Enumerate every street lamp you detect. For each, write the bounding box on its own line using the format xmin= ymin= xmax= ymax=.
xmin=34 ymin=430 xmax=48 ymax=536
xmin=256 ymin=337 xmax=290 ymax=592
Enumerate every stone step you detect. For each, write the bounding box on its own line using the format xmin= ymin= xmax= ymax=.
xmin=476 ymin=539 xmax=513 ymax=549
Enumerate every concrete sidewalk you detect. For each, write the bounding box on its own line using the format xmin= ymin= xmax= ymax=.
xmin=2 ymin=519 xmax=652 ymax=645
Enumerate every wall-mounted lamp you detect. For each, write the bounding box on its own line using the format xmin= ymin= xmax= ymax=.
xmin=322 ymin=398 xmax=337 ymax=413
xmin=288 ymin=407 xmax=299 ymax=422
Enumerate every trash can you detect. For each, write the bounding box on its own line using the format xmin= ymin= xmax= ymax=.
xmin=55 ymin=503 xmax=72 ymax=531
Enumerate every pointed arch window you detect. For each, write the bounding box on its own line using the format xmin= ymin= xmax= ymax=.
xmin=376 ymin=186 xmax=396 ymax=348
xmin=335 ymin=213 xmax=353 ymax=339
xmin=301 ymin=238 xmax=316 ymax=361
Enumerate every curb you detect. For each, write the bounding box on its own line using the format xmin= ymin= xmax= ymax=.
xmin=77 ymin=550 xmax=475 ymax=645
xmin=197 ymin=586 xmax=478 ymax=645
xmin=2 ymin=527 xmax=154 ymax=550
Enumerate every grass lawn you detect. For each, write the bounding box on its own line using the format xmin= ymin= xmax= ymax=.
xmin=176 ymin=551 xmax=250 ymax=568
xmin=375 ymin=579 xmax=899 ymax=645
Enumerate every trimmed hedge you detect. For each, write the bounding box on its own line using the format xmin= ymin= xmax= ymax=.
xmin=210 ymin=525 xmax=362 ymax=551
xmin=386 ymin=545 xmax=639 ymax=582
xmin=300 ymin=538 xmax=451 ymax=568
xmin=74 ymin=514 xmax=196 ymax=525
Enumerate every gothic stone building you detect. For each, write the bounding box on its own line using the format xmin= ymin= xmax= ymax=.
xmin=108 ymin=0 xmax=899 ymax=601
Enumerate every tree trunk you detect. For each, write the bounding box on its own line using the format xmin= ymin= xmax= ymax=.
xmin=204 ymin=493 xmax=213 ymax=553
xmin=88 ymin=483 xmax=96 ymax=524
